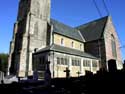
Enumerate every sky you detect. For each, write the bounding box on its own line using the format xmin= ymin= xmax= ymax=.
xmin=0 ymin=0 xmax=125 ymax=61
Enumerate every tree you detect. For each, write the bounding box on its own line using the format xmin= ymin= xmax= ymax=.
xmin=0 ymin=53 xmax=8 ymax=74
xmin=0 ymin=58 xmax=2 ymax=71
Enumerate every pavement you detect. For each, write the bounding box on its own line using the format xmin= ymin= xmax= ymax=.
xmin=0 ymin=75 xmax=18 ymax=84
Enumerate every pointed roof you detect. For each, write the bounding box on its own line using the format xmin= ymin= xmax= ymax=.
xmin=50 ymin=19 xmax=84 ymax=42
xmin=76 ymin=16 xmax=109 ymax=42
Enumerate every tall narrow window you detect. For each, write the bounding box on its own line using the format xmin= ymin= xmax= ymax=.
xmin=92 ymin=60 xmax=97 ymax=67
xmin=83 ymin=60 xmax=86 ymax=67
xmin=71 ymin=41 xmax=74 ymax=48
xmin=34 ymin=22 xmax=38 ymax=37
xmin=65 ymin=58 xmax=68 ymax=65
xmin=72 ymin=59 xmax=75 ymax=66
xmin=61 ymin=58 xmax=64 ymax=65
xmin=80 ymin=44 xmax=82 ymax=50
xmin=57 ymin=57 xmax=60 ymax=65
xmin=61 ymin=38 xmax=64 ymax=46
xmin=111 ymin=34 xmax=117 ymax=58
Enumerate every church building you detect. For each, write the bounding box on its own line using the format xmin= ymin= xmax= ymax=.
xmin=8 ymin=0 xmax=123 ymax=79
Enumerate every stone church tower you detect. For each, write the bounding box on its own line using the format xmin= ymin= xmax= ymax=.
xmin=8 ymin=0 xmax=51 ymax=77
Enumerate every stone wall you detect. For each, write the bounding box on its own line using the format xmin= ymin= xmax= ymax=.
xmin=84 ymin=16 xmax=123 ymax=70
xmin=54 ymin=34 xmax=84 ymax=51
xmin=8 ymin=0 xmax=51 ymax=77
xmin=104 ymin=16 xmax=123 ymax=70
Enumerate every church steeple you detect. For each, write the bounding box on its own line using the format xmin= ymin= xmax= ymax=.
xmin=17 ymin=0 xmax=50 ymax=22
xmin=17 ymin=0 xmax=31 ymax=20
xmin=8 ymin=0 xmax=51 ymax=77
xmin=30 ymin=0 xmax=51 ymax=22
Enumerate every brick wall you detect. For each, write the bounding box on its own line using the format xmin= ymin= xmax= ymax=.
xmin=104 ymin=16 xmax=123 ymax=69
xmin=84 ymin=16 xmax=123 ymax=70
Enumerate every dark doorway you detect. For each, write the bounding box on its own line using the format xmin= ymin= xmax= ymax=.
xmin=108 ymin=59 xmax=117 ymax=72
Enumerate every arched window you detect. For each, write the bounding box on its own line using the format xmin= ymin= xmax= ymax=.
xmin=111 ymin=34 xmax=117 ymax=58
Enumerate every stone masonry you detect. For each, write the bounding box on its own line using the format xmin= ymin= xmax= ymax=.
xmin=85 ymin=16 xmax=123 ymax=70
xmin=104 ymin=16 xmax=123 ymax=70
xmin=8 ymin=0 xmax=51 ymax=77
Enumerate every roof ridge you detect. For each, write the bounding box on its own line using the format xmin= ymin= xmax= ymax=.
xmin=76 ymin=16 xmax=109 ymax=28
xmin=50 ymin=18 xmax=74 ymax=29
xmin=76 ymin=16 xmax=109 ymax=42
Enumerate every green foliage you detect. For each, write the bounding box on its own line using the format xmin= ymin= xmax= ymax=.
xmin=0 ymin=53 xmax=8 ymax=73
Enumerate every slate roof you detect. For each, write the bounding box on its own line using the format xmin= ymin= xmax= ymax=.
xmin=35 ymin=44 xmax=98 ymax=59
xmin=50 ymin=19 xmax=84 ymax=42
xmin=76 ymin=16 xmax=109 ymax=42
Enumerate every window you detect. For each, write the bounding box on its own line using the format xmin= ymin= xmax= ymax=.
xmin=83 ymin=60 xmax=90 ymax=67
xmin=65 ymin=58 xmax=68 ymax=65
xmin=72 ymin=58 xmax=80 ymax=66
xmin=57 ymin=57 xmax=60 ymax=65
xmin=86 ymin=60 xmax=89 ymax=66
xmin=61 ymin=58 xmax=64 ymax=65
xmin=38 ymin=57 xmax=45 ymax=70
xmin=71 ymin=41 xmax=74 ymax=48
xmin=83 ymin=60 xmax=86 ymax=66
xmin=80 ymin=44 xmax=82 ymax=50
xmin=61 ymin=38 xmax=64 ymax=46
xmin=111 ymin=35 xmax=117 ymax=58
xmin=57 ymin=57 xmax=68 ymax=65
xmin=92 ymin=60 xmax=97 ymax=67
xmin=72 ymin=59 xmax=75 ymax=66
xmin=77 ymin=59 xmax=80 ymax=66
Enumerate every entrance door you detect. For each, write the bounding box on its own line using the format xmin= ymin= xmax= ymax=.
xmin=108 ymin=59 xmax=117 ymax=72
